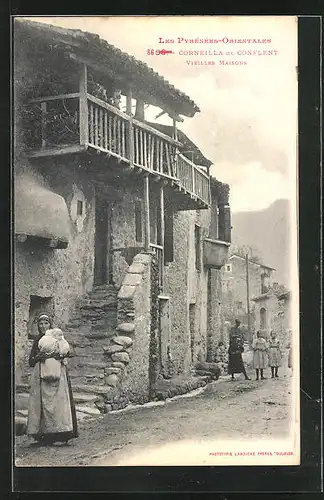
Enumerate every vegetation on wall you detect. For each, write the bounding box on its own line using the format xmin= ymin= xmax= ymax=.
xmin=148 ymin=254 xmax=160 ymax=399
xmin=210 ymin=177 xmax=230 ymax=206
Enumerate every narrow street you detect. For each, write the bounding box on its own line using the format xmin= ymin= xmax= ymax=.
xmin=15 ymin=362 xmax=295 ymax=467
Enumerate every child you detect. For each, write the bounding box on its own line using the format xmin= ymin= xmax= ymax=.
xmin=252 ymin=331 xmax=268 ymax=380
xmin=268 ymin=330 xmax=282 ymax=378
xmin=38 ymin=328 xmax=70 ymax=381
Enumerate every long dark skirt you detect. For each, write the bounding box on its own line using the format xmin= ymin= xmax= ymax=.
xmin=228 ymin=353 xmax=245 ymax=375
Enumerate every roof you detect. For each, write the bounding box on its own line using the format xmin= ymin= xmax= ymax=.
xmin=144 ymin=122 xmax=212 ymax=167
xmin=15 ymin=19 xmax=200 ymax=118
xmin=229 ymin=254 xmax=276 ymax=271
xmin=15 ymin=175 xmax=70 ymax=248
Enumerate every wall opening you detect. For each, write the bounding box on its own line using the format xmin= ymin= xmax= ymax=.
xmin=260 ymin=307 xmax=267 ymax=330
xmin=27 ymin=295 xmax=54 ymax=339
xmin=135 ymin=200 xmax=143 ymax=243
xmin=164 ymin=205 xmax=174 ymax=263
xmin=77 ymin=199 xmax=84 ymax=216
xmin=194 ymin=225 xmax=201 ymax=271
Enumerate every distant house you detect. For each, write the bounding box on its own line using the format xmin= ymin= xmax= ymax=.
xmin=252 ymin=287 xmax=291 ymax=342
xmin=221 ymin=254 xmax=275 ymax=340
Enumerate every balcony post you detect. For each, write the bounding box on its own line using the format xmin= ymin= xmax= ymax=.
xmin=172 ymin=118 xmax=179 ymax=177
xmin=126 ymin=88 xmax=134 ymax=166
xmin=192 ymin=164 xmax=196 ymax=195
xmin=79 ymin=63 xmax=89 ymax=146
xmin=143 ymin=175 xmax=151 ymax=251
xmin=159 ymin=184 xmax=165 ymax=291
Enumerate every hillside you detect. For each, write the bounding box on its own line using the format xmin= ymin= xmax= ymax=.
xmin=231 ymin=199 xmax=291 ymax=285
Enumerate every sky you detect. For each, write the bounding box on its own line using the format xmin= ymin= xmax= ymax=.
xmin=20 ymin=16 xmax=298 ymax=213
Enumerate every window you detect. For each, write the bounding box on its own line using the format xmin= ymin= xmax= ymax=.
xmin=260 ymin=307 xmax=267 ymax=330
xmin=195 ymin=225 xmax=201 ymax=271
xmin=225 ymin=264 xmax=232 ymax=272
xmin=135 ymin=200 xmax=143 ymax=243
xmin=164 ymin=205 xmax=174 ymax=263
xmin=236 ymin=301 xmax=243 ymax=310
xmin=77 ymin=200 xmax=84 ymax=216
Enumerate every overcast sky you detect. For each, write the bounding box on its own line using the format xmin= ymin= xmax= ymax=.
xmin=21 ymin=16 xmax=298 ymax=213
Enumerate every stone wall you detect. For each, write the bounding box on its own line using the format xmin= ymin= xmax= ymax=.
xmin=163 ymin=201 xmax=225 ymax=374
xmin=114 ymin=252 xmax=152 ymax=404
xmin=111 ymin=184 xmax=144 ymax=289
xmin=14 ymin=159 xmax=95 ymax=383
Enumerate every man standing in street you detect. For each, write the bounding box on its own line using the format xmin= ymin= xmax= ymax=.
xmin=227 ymin=319 xmax=250 ymax=381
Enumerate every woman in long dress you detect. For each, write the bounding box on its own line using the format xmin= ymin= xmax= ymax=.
xmin=252 ymin=331 xmax=268 ymax=380
xmin=27 ymin=313 xmax=78 ymax=446
xmin=268 ymin=330 xmax=282 ymax=378
xmin=227 ymin=332 xmax=250 ymax=381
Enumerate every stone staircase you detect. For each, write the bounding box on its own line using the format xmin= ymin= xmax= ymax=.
xmin=15 ymin=284 xmax=134 ymax=434
xmin=64 ymin=284 xmax=124 ymax=418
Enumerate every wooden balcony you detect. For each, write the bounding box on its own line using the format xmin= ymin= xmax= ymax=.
xmin=24 ymin=93 xmax=210 ymax=208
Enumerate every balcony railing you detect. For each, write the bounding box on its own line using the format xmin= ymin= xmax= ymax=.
xmin=149 ymin=243 xmax=164 ymax=291
xmin=24 ymin=92 xmax=210 ymax=206
xmin=177 ymin=153 xmax=210 ymax=205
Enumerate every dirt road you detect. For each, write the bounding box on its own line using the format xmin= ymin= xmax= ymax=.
xmin=15 ymin=364 xmax=296 ymax=467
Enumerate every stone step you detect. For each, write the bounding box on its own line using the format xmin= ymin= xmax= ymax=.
xmin=77 ymin=361 xmax=108 ymax=369
xmin=69 ymin=368 xmax=105 ymax=377
xmin=75 ymin=405 xmax=101 ymax=416
xmin=70 ymin=373 xmax=106 ymax=386
xmin=73 ymin=392 xmax=102 ymax=404
xmin=72 ymin=384 xmax=115 ymax=396
xmin=15 ymin=392 xmax=30 ymax=410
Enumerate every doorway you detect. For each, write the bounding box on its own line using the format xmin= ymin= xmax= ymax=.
xmin=28 ymin=295 xmax=54 ymax=338
xmin=94 ymin=192 xmax=113 ymax=286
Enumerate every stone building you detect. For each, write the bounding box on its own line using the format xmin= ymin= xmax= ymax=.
xmin=221 ymin=254 xmax=275 ymax=341
xmin=252 ymin=288 xmax=292 ymax=343
xmin=14 ymin=19 xmax=231 ymax=415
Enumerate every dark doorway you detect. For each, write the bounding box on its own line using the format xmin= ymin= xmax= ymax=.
xmin=94 ymin=193 xmax=113 ymax=286
xmin=28 ymin=295 xmax=54 ymax=339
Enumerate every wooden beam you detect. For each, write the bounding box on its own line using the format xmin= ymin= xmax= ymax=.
xmin=135 ymin=99 xmax=145 ymax=121
xmin=79 ymin=63 xmax=89 ymax=146
xmin=27 ymin=144 xmax=88 ymax=158
xmin=143 ymin=175 xmax=150 ymax=251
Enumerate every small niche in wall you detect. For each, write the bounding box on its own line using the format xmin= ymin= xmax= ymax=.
xmin=77 ymin=200 xmax=84 ymax=216
xmin=134 ymin=200 xmax=143 ymax=243
xmin=27 ymin=295 xmax=54 ymax=339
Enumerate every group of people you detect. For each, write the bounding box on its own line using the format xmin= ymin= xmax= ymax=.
xmin=26 ymin=313 xmax=78 ymax=446
xmin=227 ymin=319 xmax=291 ymax=382
xmin=251 ymin=330 xmax=282 ymax=380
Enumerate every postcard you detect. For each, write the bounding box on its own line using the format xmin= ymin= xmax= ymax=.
xmin=13 ymin=15 xmax=299 ymax=468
